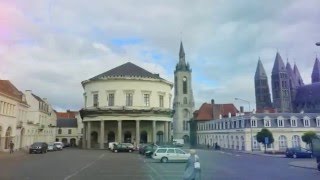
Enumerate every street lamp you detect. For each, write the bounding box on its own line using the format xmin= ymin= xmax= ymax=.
xmin=235 ymin=97 xmax=253 ymax=152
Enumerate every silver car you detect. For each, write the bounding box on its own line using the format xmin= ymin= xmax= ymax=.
xmin=152 ymin=148 xmax=190 ymax=163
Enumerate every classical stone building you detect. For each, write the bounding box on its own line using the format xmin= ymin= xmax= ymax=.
xmin=173 ymin=42 xmax=195 ymax=143
xmin=196 ymin=112 xmax=320 ymax=152
xmin=255 ymin=54 xmax=320 ymax=113
xmin=80 ymin=62 xmax=173 ymax=149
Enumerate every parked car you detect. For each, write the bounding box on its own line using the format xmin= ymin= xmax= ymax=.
xmin=144 ymin=144 xmax=159 ymax=157
xmin=285 ymin=147 xmax=313 ymax=158
xmin=29 ymin=142 xmax=48 ymax=154
xmin=172 ymin=139 xmax=184 ymax=147
xmin=152 ymin=147 xmax=190 ymax=163
xmin=108 ymin=142 xmax=118 ymax=150
xmin=54 ymin=142 xmax=63 ymax=150
xmin=122 ymin=143 xmax=134 ymax=149
xmin=113 ymin=143 xmax=134 ymax=153
xmin=48 ymin=143 xmax=58 ymax=151
xmin=138 ymin=144 xmax=149 ymax=154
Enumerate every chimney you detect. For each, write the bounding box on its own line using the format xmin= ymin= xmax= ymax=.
xmin=211 ymin=99 xmax=215 ymax=104
xmin=228 ymin=112 xmax=231 ymax=118
xmin=211 ymin=99 xmax=215 ymax=119
xmin=25 ymin=90 xmax=32 ymax=94
xmin=240 ymin=106 xmax=244 ymax=113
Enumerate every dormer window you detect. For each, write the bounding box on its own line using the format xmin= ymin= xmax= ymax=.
xmin=291 ymin=119 xmax=297 ymax=127
xmin=304 ymin=118 xmax=310 ymax=127
xmin=264 ymin=119 xmax=271 ymax=127
xmin=278 ymin=119 xmax=284 ymax=127
xmin=251 ymin=119 xmax=257 ymax=127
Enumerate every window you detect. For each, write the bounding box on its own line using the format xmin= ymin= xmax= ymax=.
xmin=251 ymin=119 xmax=257 ymax=127
xmin=264 ymin=119 xmax=271 ymax=127
xmin=183 ymin=77 xmax=187 ymax=94
xmin=175 ymin=149 xmax=185 ymax=154
xmin=304 ymin=119 xmax=310 ymax=127
xmin=291 ymin=119 xmax=297 ymax=127
xmin=68 ymin=129 xmax=72 ymax=134
xmin=58 ymin=129 xmax=62 ymax=134
xmin=183 ymin=121 xmax=189 ymax=131
xmin=167 ymin=149 xmax=175 ymax=153
xmin=159 ymin=95 xmax=164 ymax=107
xmin=317 ymin=119 xmax=320 ymax=127
xmin=278 ymin=119 xmax=284 ymax=127
xmin=126 ymin=93 xmax=133 ymax=106
xmin=108 ymin=93 xmax=114 ymax=106
xmin=278 ymin=135 xmax=287 ymax=149
xmin=144 ymin=94 xmax=150 ymax=106
xmin=292 ymin=135 xmax=300 ymax=148
xmin=93 ymin=93 xmax=99 ymax=107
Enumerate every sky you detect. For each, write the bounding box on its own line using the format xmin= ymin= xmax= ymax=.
xmin=1 ymin=0 xmax=320 ymax=112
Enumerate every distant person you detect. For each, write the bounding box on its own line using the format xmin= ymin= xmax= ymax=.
xmin=9 ymin=141 xmax=14 ymax=154
xmin=183 ymin=149 xmax=201 ymax=180
xmin=207 ymin=143 xmax=210 ymax=149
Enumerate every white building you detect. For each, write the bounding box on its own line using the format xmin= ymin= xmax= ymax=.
xmin=173 ymin=42 xmax=195 ymax=143
xmin=80 ymin=62 xmax=173 ymax=149
xmin=196 ymin=113 xmax=320 ymax=152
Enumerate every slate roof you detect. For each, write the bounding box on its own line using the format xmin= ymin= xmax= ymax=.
xmin=312 ymin=57 xmax=320 ymax=83
xmin=255 ymin=59 xmax=267 ymax=79
xmin=179 ymin=41 xmax=185 ymax=58
xmin=286 ymin=62 xmax=296 ymax=87
xmin=194 ymin=103 xmax=239 ymax=121
xmin=57 ymin=118 xmax=78 ymax=128
xmin=272 ymin=52 xmax=286 ymax=74
xmin=31 ymin=93 xmax=45 ymax=103
xmin=293 ymin=64 xmax=304 ymax=86
xmin=295 ymin=82 xmax=320 ymax=104
xmin=90 ymin=62 xmax=163 ymax=80
xmin=56 ymin=111 xmax=76 ymax=119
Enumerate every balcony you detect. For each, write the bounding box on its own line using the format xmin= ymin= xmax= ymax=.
xmin=38 ymin=124 xmax=45 ymax=131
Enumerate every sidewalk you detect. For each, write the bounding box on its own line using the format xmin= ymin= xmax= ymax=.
xmin=0 ymin=150 xmax=28 ymax=160
xmin=289 ymin=160 xmax=318 ymax=170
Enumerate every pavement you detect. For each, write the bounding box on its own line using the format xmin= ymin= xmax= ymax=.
xmin=0 ymin=150 xmax=28 ymax=160
xmin=289 ymin=160 xmax=318 ymax=170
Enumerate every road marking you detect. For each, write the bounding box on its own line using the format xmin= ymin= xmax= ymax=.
xmin=145 ymin=161 xmax=164 ymax=180
xmin=64 ymin=153 xmax=105 ymax=180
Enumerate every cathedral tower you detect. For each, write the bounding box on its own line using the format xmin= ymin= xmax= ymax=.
xmin=254 ymin=58 xmax=272 ymax=112
xmin=173 ymin=42 xmax=195 ymax=143
xmin=312 ymin=57 xmax=320 ymax=83
xmin=271 ymin=52 xmax=292 ymax=112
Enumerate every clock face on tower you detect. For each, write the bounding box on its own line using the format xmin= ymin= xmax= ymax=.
xmin=183 ymin=77 xmax=187 ymax=81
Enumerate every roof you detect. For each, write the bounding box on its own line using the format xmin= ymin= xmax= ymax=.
xmin=295 ymin=82 xmax=320 ymax=104
xmin=194 ymin=103 xmax=239 ymax=121
xmin=56 ymin=111 xmax=76 ymax=119
xmin=312 ymin=57 xmax=320 ymax=83
xmin=179 ymin=41 xmax=185 ymax=58
xmin=90 ymin=62 xmax=163 ymax=80
xmin=254 ymin=59 xmax=267 ymax=79
xmin=31 ymin=93 xmax=45 ymax=103
xmin=293 ymin=64 xmax=304 ymax=86
xmin=0 ymin=80 xmax=25 ymax=102
xmin=286 ymin=62 xmax=297 ymax=87
xmin=272 ymin=52 xmax=286 ymax=74
xmin=57 ymin=118 xmax=78 ymax=128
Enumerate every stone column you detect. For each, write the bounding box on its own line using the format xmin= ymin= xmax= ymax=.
xmin=82 ymin=122 xmax=86 ymax=148
xmin=164 ymin=121 xmax=168 ymax=143
xmin=87 ymin=121 xmax=91 ymax=149
xmin=100 ymin=121 xmax=105 ymax=149
xmin=136 ymin=120 xmax=140 ymax=147
xmin=168 ymin=122 xmax=172 ymax=142
xmin=153 ymin=121 xmax=156 ymax=143
xmin=118 ymin=120 xmax=122 ymax=143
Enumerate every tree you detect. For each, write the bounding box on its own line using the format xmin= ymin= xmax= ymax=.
xmin=256 ymin=128 xmax=274 ymax=153
xmin=302 ymin=131 xmax=317 ymax=150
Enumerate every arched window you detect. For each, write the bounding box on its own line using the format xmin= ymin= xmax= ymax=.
xmin=183 ymin=77 xmax=187 ymax=94
xmin=292 ymin=135 xmax=300 ymax=148
xmin=183 ymin=97 xmax=188 ymax=104
xmin=279 ymin=135 xmax=287 ymax=149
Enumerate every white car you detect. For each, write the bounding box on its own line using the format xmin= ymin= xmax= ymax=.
xmin=54 ymin=142 xmax=63 ymax=150
xmin=152 ymin=148 xmax=190 ymax=163
xmin=108 ymin=142 xmax=118 ymax=150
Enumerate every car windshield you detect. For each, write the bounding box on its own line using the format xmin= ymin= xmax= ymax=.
xmin=2 ymin=1 xmax=320 ymax=180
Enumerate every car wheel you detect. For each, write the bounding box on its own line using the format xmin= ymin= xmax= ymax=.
xmin=293 ymin=154 xmax=297 ymax=158
xmin=161 ymin=157 xmax=168 ymax=163
xmin=129 ymin=150 xmax=132 ymax=152
xmin=114 ymin=150 xmax=118 ymax=153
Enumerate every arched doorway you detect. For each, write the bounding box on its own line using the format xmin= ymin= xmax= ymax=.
xmin=156 ymin=131 xmax=164 ymax=144
xmin=183 ymin=135 xmax=190 ymax=143
xmin=20 ymin=128 xmax=25 ymax=149
xmin=140 ymin=131 xmax=147 ymax=143
xmin=124 ymin=131 xmax=131 ymax=143
xmin=91 ymin=131 xmax=98 ymax=144
xmin=107 ymin=131 xmax=115 ymax=142
xmin=5 ymin=127 xmax=12 ymax=149
xmin=70 ymin=138 xmax=76 ymax=147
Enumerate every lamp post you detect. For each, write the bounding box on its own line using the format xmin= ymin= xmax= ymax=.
xmin=235 ymin=97 xmax=253 ymax=152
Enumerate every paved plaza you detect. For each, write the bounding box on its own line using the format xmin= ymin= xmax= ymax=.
xmin=0 ymin=148 xmax=319 ymax=180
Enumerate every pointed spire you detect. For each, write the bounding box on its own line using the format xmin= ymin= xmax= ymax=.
xmin=255 ymin=59 xmax=267 ymax=79
xmin=312 ymin=57 xmax=320 ymax=83
xmin=293 ymin=63 xmax=304 ymax=86
xmin=179 ymin=41 xmax=185 ymax=58
xmin=286 ymin=61 xmax=296 ymax=87
xmin=272 ymin=52 xmax=286 ymax=74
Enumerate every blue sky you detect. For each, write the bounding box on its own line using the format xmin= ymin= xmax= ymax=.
xmin=1 ymin=0 xmax=320 ymax=111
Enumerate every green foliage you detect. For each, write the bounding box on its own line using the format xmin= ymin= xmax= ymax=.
xmin=302 ymin=131 xmax=317 ymax=145
xmin=256 ymin=128 xmax=274 ymax=145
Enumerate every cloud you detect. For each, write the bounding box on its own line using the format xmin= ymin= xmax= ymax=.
xmin=1 ymin=0 xmax=320 ymax=112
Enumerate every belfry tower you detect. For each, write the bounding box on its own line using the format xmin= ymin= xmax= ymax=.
xmin=173 ymin=42 xmax=195 ymax=143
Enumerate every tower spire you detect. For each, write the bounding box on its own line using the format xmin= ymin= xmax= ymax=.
xmin=179 ymin=41 xmax=185 ymax=59
xmin=312 ymin=57 xmax=320 ymax=83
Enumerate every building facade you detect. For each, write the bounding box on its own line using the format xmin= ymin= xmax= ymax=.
xmin=56 ymin=110 xmax=83 ymax=146
xmin=255 ymin=54 xmax=320 ymax=113
xmin=80 ymin=62 xmax=173 ymax=149
xmin=173 ymin=42 xmax=195 ymax=143
xmin=196 ymin=113 xmax=320 ymax=152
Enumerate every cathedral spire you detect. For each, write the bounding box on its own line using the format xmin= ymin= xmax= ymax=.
xmin=272 ymin=52 xmax=286 ymax=74
xmin=175 ymin=41 xmax=189 ymax=71
xmin=293 ymin=64 xmax=304 ymax=86
xmin=179 ymin=41 xmax=185 ymax=59
xmin=312 ymin=57 xmax=320 ymax=83
xmin=255 ymin=59 xmax=267 ymax=79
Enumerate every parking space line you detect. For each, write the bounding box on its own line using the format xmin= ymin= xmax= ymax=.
xmin=145 ymin=161 xmax=164 ymax=180
xmin=64 ymin=153 xmax=105 ymax=180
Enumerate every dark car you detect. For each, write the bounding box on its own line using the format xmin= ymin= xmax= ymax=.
xmin=144 ymin=144 xmax=159 ymax=157
xmin=139 ymin=144 xmax=150 ymax=154
xmin=285 ymin=147 xmax=312 ymax=158
xmin=113 ymin=143 xmax=134 ymax=153
xmin=29 ymin=142 xmax=48 ymax=154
